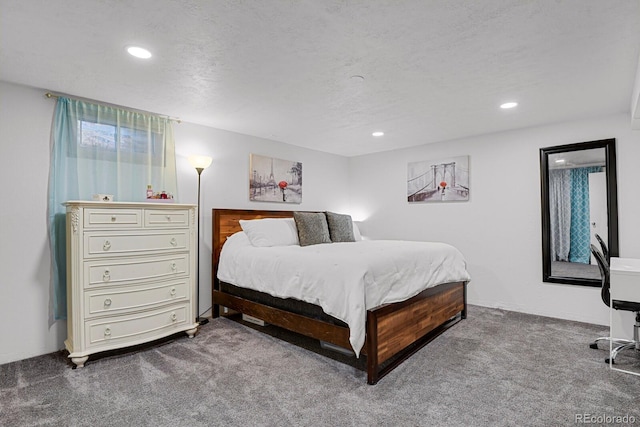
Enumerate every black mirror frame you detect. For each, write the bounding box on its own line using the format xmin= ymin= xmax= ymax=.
xmin=540 ymin=138 xmax=619 ymax=287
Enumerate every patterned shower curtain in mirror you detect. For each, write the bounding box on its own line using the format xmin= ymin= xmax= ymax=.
xmin=568 ymin=166 xmax=602 ymax=264
xmin=48 ymin=97 xmax=178 ymax=320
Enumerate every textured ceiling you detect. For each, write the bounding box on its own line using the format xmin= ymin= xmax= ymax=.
xmin=1 ymin=0 xmax=640 ymax=157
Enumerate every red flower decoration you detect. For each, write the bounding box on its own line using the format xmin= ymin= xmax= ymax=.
xmin=278 ymin=181 xmax=288 ymax=189
xmin=439 ymin=181 xmax=447 ymax=188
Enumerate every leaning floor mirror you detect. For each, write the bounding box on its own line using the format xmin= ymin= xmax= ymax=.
xmin=540 ymin=138 xmax=619 ymax=286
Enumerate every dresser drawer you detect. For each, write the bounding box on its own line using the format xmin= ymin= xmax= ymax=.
xmin=83 ymin=209 xmax=142 ymax=228
xmin=85 ymin=304 xmax=189 ymax=349
xmin=144 ymin=209 xmax=190 ymax=228
xmin=84 ymin=230 xmax=189 ymax=258
xmin=85 ymin=254 xmax=189 ymax=287
xmin=84 ymin=279 xmax=190 ymax=318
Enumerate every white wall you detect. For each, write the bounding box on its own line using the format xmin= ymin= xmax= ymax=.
xmin=0 ymin=82 xmax=64 ymax=364
xmin=349 ymin=114 xmax=640 ymax=326
xmin=0 ymin=80 xmax=349 ymax=364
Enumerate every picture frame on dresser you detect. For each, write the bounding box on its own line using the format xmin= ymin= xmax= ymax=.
xmin=63 ymin=201 xmax=200 ymax=368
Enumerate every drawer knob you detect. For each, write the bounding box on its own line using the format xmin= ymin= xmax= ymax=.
xmin=103 ymin=270 xmax=111 ymax=282
xmin=170 ymin=287 xmax=177 ymax=296
xmin=170 ymin=237 xmax=177 ymax=247
xmin=104 ymin=327 xmax=111 ymax=337
xmin=103 ymin=240 xmax=111 ymax=251
xmin=111 ymin=216 xmax=116 ymax=222
xmin=171 ymin=312 xmax=177 ymax=322
xmin=170 ymin=262 xmax=177 ymax=271
xmin=166 ymin=215 xmax=172 ymax=221
xmin=104 ymin=298 xmax=112 ymax=307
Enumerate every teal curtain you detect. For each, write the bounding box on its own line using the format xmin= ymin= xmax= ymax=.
xmin=568 ymin=166 xmax=602 ymax=264
xmin=48 ymin=97 xmax=178 ymax=319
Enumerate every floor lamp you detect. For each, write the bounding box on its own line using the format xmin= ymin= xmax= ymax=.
xmin=188 ymin=155 xmax=213 ymax=326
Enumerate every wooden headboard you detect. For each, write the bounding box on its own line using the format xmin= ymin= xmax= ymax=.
xmin=212 ymin=208 xmax=295 ymax=288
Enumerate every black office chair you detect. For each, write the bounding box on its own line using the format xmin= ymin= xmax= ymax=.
xmin=589 ymin=244 xmax=640 ymax=364
xmin=595 ymin=233 xmax=609 ymax=263
xmin=593 ymin=245 xmax=609 ymax=305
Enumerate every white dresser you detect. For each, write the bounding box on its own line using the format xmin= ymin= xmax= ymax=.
xmin=64 ymin=201 xmax=199 ymax=368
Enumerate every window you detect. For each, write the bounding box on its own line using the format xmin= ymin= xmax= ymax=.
xmin=75 ymin=120 xmax=164 ymax=165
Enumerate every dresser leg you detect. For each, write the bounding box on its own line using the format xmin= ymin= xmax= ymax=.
xmin=71 ymin=356 xmax=89 ymax=368
xmin=186 ymin=326 xmax=199 ymax=338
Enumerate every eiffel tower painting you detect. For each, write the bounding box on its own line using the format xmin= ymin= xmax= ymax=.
xmin=249 ymin=153 xmax=302 ymax=204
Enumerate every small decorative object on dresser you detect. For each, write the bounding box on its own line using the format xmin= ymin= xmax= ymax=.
xmin=63 ymin=201 xmax=199 ymax=368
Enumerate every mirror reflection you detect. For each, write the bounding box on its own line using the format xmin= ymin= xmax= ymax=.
xmin=548 ymin=148 xmax=605 ymax=280
xmin=540 ymin=139 xmax=618 ymax=287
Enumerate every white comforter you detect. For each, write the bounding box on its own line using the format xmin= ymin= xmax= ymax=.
xmin=217 ymin=232 xmax=471 ymax=356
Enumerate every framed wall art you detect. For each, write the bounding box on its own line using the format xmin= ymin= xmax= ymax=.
xmin=249 ymin=153 xmax=302 ymax=204
xmin=407 ymin=155 xmax=469 ymax=203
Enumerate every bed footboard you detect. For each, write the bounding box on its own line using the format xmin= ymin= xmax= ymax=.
xmin=365 ymin=281 xmax=466 ymax=384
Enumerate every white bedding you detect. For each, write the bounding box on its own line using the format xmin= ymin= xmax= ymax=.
xmin=217 ymin=232 xmax=471 ymax=356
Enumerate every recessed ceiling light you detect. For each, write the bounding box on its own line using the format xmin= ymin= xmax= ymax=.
xmin=555 ymin=159 xmax=565 ymax=163
xmin=372 ymin=131 xmax=384 ymax=137
xmin=500 ymin=102 xmax=518 ymax=109
xmin=127 ymin=46 xmax=152 ymax=59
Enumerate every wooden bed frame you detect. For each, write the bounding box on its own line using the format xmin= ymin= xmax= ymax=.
xmin=212 ymin=208 xmax=467 ymax=384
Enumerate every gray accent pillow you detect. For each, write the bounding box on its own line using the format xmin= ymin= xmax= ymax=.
xmin=293 ymin=212 xmax=332 ymax=246
xmin=325 ymin=211 xmax=355 ymax=243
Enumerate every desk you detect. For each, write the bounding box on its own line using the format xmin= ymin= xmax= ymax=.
xmin=609 ymin=257 xmax=640 ymax=376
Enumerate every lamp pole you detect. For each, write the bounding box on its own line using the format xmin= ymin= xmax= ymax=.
xmin=195 ymin=167 xmax=208 ymax=325
xmin=188 ymin=155 xmax=213 ymax=326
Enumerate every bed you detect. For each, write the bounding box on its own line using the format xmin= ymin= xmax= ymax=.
xmin=212 ymin=208 xmax=470 ymax=384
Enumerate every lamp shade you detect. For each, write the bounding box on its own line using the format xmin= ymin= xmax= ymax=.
xmin=188 ymin=155 xmax=212 ymax=170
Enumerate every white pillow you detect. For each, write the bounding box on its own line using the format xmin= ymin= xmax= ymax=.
xmin=239 ymin=218 xmax=300 ymax=247
xmin=352 ymin=222 xmax=362 ymax=241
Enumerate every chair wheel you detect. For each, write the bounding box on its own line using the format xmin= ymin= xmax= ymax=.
xmin=605 ymin=358 xmax=615 ymax=364
xmin=589 ymin=343 xmax=598 ymax=349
